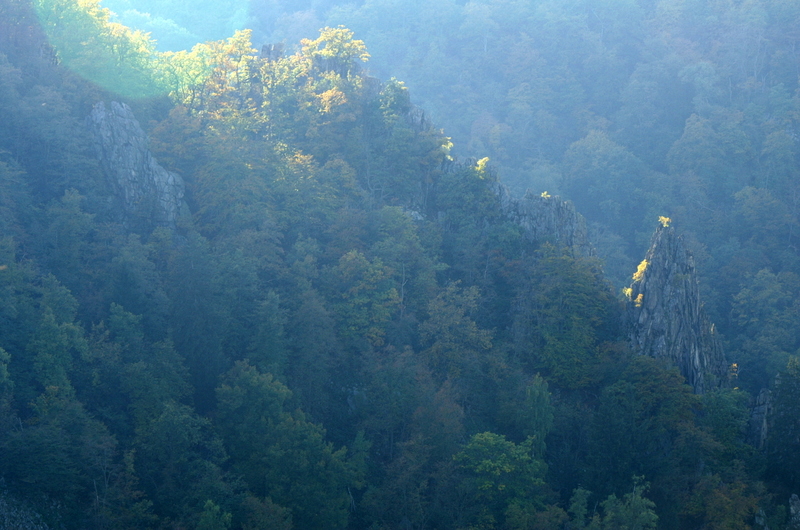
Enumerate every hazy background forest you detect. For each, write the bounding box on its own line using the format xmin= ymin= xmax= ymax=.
xmin=0 ymin=0 xmax=799 ymax=528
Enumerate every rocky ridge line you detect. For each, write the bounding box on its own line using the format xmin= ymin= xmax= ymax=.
xmin=499 ymin=187 xmax=594 ymax=258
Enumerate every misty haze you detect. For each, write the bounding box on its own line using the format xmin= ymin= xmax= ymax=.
xmin=0 ymin=0 xmax=798 ymax=528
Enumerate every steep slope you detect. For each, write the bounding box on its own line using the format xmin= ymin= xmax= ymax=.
xmin=87 ymin=101 xmax=185 ymax=230
xmin=627 ymin=223 xmax=728 ymax=393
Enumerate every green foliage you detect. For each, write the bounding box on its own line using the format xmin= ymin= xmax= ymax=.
xmin=454 ymin=432 xmax=548 ymax=528
xmin=133 ymin=400 xmax=232 ymax=526
xmin=419 ymin=282 xmax=493 ymax=380
xmin=368 ymin=206 xmax=442 ymax=326
xmin=0 ymin=346 xmax=11 ymax=405
xmin=455 ymin=432 xmax=544 ymax=498
xmin=512 ymin=245 xmax=620 ymax=390
xmin=586 ymin=356 xmax=718 ymax=527
xmin=767 ymin=357 xmax=800 ymax=491
xmin=239 ymin=495 xmax=292 ymax=530
xmin=699 ymin=388 xmax=752 ymax=464
xmin=33 ymin=0 xmax=165 ymax=98
xmin=562 ymin=131 xmax=650 ymax=227
xmin=598 ymin=479 xmax=658 ymax=530
xmin=0 ymin=158 xmax=30 ymax=240
xmin=0 ymin=4 xmax=794 ymax=528
xmin=567 ymin=480 xmax=659 ymax=530
xmin=327 ymin=249 xmax=400 ymax=349
xmin=568 ymin=488 xmax=596 ymax=529
xmin=108 ymin=234 xmax=170 ymax=338
xmin=436 ymin=162 xmax=502 ymax=227
xmin=682 ymin=474 xmax=761 ymax=530
xmin=165 ymin=230 xmax=227 ymax=412
xmin=215 ymin=361 xmax=358 ymax=528
xmin=40 ymin=190 xmax=95 ymax=293
xmin=730 ymin=268 xmax=800 ymax=392
xmin=0 ymin=385 xmax=117 ymax=526
xmin=517 ymin=375 xmax=554 ymax=457
xmin=359 ymin=377 xmax=465 ymax=528
xmin=197 ymin=499 xmax=232 ymax=530
xmin=28 ymin=304 xmax=86 ymax=389
xmin=283 ymin=288 xmax=339 ymax=419
xmin=104 ymin=303 xmax=190 ymax=429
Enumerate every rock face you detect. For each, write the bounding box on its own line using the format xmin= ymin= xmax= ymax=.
xmin=499 ymin=189 xmax=724 ymax=392
xmin=87 ymin=101 xmax=184 ymax=229
xmin=501 ymin=188 xmax=594 ymax=257
xmin=627 ymin=224 xmax=728 ymax=393
xmin=791 ymin=494 xmax=800 ymax=529
xmin=748 ymin=388 xmax=772 ymax=450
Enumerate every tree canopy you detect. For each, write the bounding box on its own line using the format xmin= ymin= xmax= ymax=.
xmin=0 ymin=0 xmax=797 ymax=528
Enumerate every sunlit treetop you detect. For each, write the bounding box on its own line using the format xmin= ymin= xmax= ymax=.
xmin=475 ymin=157 xmax=491 ymax=178
xmin=33 ymin=1 xmax=374 ymax=105
xmin=301 ymin=26 xmax=370 ymax=77
xmin=34 ymin=0 xmax=167 ymax=98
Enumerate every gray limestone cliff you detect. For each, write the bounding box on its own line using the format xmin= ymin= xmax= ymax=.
xmin=748 ymin=388 xmax=772 ymax=450
xmin=627 ymin=224 xmax=728 ymax=393
xmin=500 ymin=187 xmax=594 ymax=257
xmin=87 ymin=101 xmax=184 ymax=229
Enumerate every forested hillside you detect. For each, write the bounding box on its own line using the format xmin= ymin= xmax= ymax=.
xmin=0 ymin=0 xmax=798 ymax=529
xmin=256 ymin=0 xmax=800 ymax=299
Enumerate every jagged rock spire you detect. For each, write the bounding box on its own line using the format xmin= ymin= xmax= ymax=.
xmin=627 ymin=223 xmax=728 ymax=393
xmin=87 ymin=101 xmax=185 ymax=230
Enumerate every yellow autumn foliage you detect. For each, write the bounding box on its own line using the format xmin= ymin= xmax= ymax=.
xmin=632 ymin=259 xmax=649 ymax=282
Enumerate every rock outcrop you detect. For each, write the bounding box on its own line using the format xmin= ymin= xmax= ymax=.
xmin=748 ymin=388 xmax=772 ymax=450
xmin=791 ymin=494 xmax=800 ymax=529
xmin=87 ymin=101 xmax=184 ymax=229
xmin=500 ymin=189 xmax=724 ymax=392
xmin=627 ymin=224 xmax=728 ymax=393
xmin=501 ymin=188 xmax=594 ymax=258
